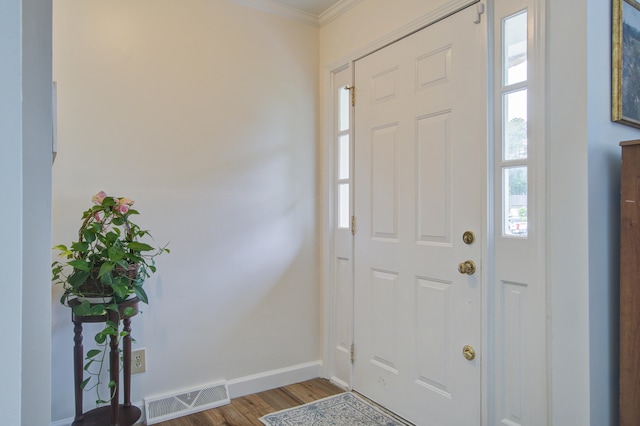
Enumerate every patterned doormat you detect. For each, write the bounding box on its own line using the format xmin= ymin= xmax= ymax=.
xmin=260 ymin=392 xmax=412 ymax=426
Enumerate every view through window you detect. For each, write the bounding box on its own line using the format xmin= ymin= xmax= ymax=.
xmin=501 ymin=10 xmax=528 ymax=237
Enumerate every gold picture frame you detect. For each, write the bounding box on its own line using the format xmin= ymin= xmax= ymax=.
xmin=613 ymin=0 xmax=640 ymax=128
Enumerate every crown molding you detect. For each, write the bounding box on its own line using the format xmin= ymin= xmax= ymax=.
xmin=231 ymin=0 xmax=321 ymax=26
xmin=318 ymin=0 xmax=363 ymax=26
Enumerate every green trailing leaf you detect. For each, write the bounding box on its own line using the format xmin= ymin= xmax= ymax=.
xmin=123 ymin=307 xmax=136 ymax=317
xmin=126 ymin=252 xmax=143 ymax=263
xmin=89 ymin=304 xmax=107 ymax=316
xmin=108 ymin=245 xmax=125 ymax=261
xmin=127 ymin=242 xmax=155 ymax=252
xmin=134 ymin=286 xmax=149 ymax=304
xmin=105 ymin=320 xmax=118 ymax=329
xmin=100 ymin=271 xmax=113 ymax=286
xmin=112 ymin=283 xmax=129 ymax=298
xmin=81 ymin=378 xmax=91 ymax=390
xmin=98 ymin=262 xmax=115 ymax=278
xmin=83 ymin=229 xmax=96 ymax=243
xmin=71 ymin=241 xmax=89 ymax=252
xmin=72 ymin=301 xmax=92 ymax=316
xmin=68 ymin=270 xmax=90 ymax=289
xmin=68 ymin=259 xmax=91 ymax=271
xmin=114 ymin=275 xmax=130 ymax=287
xmin=86 ymin=349 xmax=101 ymax=359
xmin=116 ymin=259 xmax=130 ymax=269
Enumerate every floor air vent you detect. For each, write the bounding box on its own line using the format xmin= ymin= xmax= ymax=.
xmin=145 ymin=381 xmax=229 ymax=424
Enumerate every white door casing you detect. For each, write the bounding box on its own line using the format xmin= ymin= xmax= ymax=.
xmin=353 ymin=5 xmax=486 ymax=425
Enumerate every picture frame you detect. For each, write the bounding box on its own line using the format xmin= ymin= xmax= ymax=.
xmin=613 ymin=0 xmax=640 ymax=129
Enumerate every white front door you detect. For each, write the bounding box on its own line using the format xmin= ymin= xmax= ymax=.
xmin=353 ymin=5 xmax=486 ymax=425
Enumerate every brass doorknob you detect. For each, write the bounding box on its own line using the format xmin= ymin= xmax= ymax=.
xmin=458 ymin=260 xmax=476 ymax=275
xmin=462 ymin=345 xmax=476 ymax=361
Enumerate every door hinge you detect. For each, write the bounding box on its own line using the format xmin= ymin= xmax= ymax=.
xmin=345 ymin=85 xmax=355 ymax=106
xmin=351 ymin=215 xmax=356 ymax=236
xmin=350 ymin=343 xmax=355 ymax=363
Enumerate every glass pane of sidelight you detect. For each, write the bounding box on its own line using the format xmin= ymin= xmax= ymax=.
xmin=339 ymin=135 xmax=350 ymax=180
xmin=338 ymin=183 xmax=350 ymax=229
xmin=503 ymin=11 xmax=527 ymax=86
xmin=503 ymin=89 xmax=528 ymax=160
xmin=339 ymin=87 xmax=350 ymax=132
xmin=503 ymin=166 xmax=528 ymax=237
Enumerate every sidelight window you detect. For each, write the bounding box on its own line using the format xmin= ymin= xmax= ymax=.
xmin=337 ymin=86 xmax=351 ymax=230
xmin=500 ymin=10 xmax=528 ymax=237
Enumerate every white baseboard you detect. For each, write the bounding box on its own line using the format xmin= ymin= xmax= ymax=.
xmin=329 ymin=376 xmax=350 ymax=391
xmin=51 ymin=361 xmax=323 ymax=425
xmin=51 ymin=417 xmax=71 ymax=426
xmin=227 ymin=360 xmax=323 ymax=399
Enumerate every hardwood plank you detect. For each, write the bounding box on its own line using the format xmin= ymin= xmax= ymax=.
xmin=280 ymin=379 xmax=339 ymax=404
xmin=254 ymin=387 xmax=303 ymax=412
xmin=155 ymin=378 xmax=343 ymax=426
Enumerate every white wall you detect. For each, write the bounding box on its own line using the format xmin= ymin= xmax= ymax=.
xmin=51 ymin=0 xmax=319 ymax=421
xmin=320 ymin=0 xmax=466 ymax=66
xmin=0 ymin=1 xmax=25 ymax=424
xmin=547 ymin=1 xmax=591 ymax=424
xmin=587 ymin=1 xmax=640 ymax=425
xmin=22 ymin=0 xmax=54 ymax=424
xmin=0 ymin=0 xmax=53 ymax=425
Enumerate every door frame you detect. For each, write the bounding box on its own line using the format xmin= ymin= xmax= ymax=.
xmin=321 ymin=1 xmax=549 ymax=425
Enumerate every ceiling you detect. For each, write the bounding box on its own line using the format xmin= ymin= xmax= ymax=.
xmin=272 ymin=0 xmax=341 ymax=16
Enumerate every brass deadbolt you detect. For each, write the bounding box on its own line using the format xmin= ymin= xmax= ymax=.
xmin=462 ymin=231 xmax=475 ymax=245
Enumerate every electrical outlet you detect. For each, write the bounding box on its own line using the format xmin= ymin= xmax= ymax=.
xmin=132 ymin=348 xmax=146 ymax=374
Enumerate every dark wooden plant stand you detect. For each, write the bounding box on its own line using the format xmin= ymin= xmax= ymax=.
xmin=70 ymin=297 xmax=141 ymax=426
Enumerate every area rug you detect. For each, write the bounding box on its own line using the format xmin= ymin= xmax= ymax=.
xmin=260 ymin=392 xmax=411 ymax=426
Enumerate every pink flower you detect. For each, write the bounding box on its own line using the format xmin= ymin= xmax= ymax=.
xmin=115 ymin=204 xmax=129 ymax=214
xmin=119 ymin=197 xmax=135 ymax=206
xmin=91 ymin=191 xmax=107 ymax=205
xmin=93 ymin=212 xmax=102 ymax=222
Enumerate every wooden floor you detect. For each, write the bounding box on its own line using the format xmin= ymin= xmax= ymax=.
xmin=155 ymin=378 xmax=345 ymax=425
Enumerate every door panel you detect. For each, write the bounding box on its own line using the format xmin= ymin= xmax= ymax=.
xmin=353 ymin=5 xmax=486 ymax=425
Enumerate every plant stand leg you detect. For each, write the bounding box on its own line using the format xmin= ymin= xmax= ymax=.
xmin=109 ymin=312 xmax=120 ymax=425
xmin=73 ymin=319 xmax=84 ymax=423
xmin=123 ymin=317 xmax=132 ymax=408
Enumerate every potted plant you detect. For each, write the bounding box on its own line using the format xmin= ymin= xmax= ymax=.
xmin=52 ymin=191 xmax=169 ymax=404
